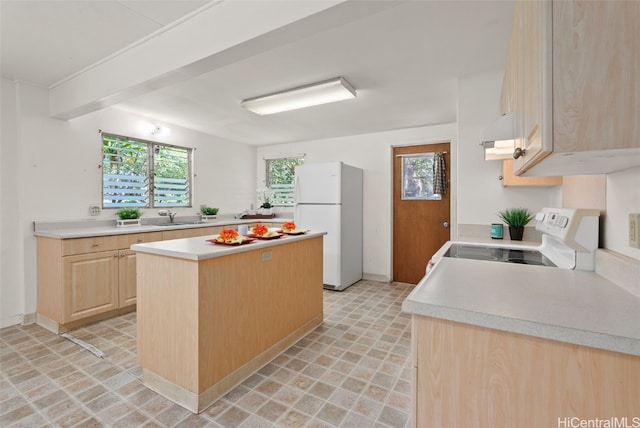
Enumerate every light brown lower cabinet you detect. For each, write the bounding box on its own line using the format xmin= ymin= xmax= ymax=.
xmin=37 ymin=231 xmax=163 ymax=332
xmin=411 ymin=315 xmax=640 ymax=427
xmin=64 ymin=247 xmax=158 ymax=319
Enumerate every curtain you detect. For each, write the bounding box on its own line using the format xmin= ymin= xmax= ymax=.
xmin=432 ymin=152 xmax=447 ymax=195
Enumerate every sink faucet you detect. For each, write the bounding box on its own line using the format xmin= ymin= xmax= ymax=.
xmin=158 ymin=210 xmax=176 ymax=222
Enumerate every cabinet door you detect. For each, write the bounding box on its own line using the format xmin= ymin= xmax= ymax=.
xmin=513 ymin=0 xmax=553 ymax=175
xmin=63 ymin=251 xmax=119 ymax=322
xmin=500 ymin=13 xmax=518 ymax=115
xmin=118 ymin=249 xmax=137 ymax=307
xmin=552 ymin=0 xmax=640 ymax=153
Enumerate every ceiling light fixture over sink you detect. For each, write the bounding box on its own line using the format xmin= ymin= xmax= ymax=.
xmin=240 ymin=77 xmax=357 ymax=115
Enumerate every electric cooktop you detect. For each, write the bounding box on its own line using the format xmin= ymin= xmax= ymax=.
xmin=443 ymin=244 xmax=557 ymax=267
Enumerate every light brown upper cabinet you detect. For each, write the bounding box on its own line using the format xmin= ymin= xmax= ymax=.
xmin=502 ymin=0 xmax=640 ymax=177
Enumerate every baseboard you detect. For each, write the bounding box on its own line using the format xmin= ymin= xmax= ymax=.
xmin=362 ymin=273 xmax=391 ymax=283
xmin=22 ymin=312 xmax=37 ymax=325
xmin=0 ymin=312 xmax=38 ymax=329
xmin=1 ymin=314 xmax=23 ymax=329
xmin=36 ymin=313 xmax=66 ymax=334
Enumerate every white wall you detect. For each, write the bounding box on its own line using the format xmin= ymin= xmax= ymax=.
xmin=0 ymin=79 xmax=257 ymax=327
xmin=257 ymin=123 xmax=458 ymax=282
xmin=605 ymin=166 xmax=640 ymax=259
xmin=1 ymin=78 xmax=22 ymax=326
xmin=456 ymin=72 xmax=562 ymax=225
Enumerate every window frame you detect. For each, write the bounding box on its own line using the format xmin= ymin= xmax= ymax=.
xmin=101 ymin=132 xmax=193 ymax=209
xmin=400 ymin=153 xmax=442 ymax=201
xmin=265 ymin=156 xmax=304 ymax=207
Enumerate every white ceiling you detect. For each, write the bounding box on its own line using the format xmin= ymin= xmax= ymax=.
xmin=1 ymin=0 xmax=514 ymax=146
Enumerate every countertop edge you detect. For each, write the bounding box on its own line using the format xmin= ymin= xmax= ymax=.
xmin=131 ymin=231 xmax=326 ymax=261
xmin=33 ymin=218 xmax=293 ymax=239
xmin=401 ymin=299 xmax=640 ymax=356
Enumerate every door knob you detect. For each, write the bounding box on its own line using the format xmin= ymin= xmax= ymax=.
xmin=443 ymin=222 xmax=449 ymax=228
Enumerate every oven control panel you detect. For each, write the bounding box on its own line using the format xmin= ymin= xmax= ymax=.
xmin=535 ymin=207 xmax=600 ymax=253
xmin=537 ymin=211 xmax=570 ymax=230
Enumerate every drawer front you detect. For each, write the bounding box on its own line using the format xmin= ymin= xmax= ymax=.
xmin=63 ymin=236 xmax=121 ymax=256
xmin=120 ymin=232 xmax=163 ymax=247
xmin=162 ymin=226 xmax=221 ymax=240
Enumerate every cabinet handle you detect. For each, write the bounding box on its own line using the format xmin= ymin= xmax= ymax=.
xmin=92 ymin=242 xmax=99 ymax=247
xmin=513 ymin=147 xmax=526 ymax=159
xmin=137 ymin=238 xmax=143 ymax=243
xmin=113 ymin=253 xmax=119 ymax=258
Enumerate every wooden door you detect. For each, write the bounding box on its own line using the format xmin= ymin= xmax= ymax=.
xmin=393 ymin=143 xmax=450 ymax=284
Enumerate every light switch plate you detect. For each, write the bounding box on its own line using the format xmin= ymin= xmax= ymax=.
xmin=261 ymin=251 xmax=272 ymax=262
xmin=630 ymin=213 xmax=640 ymax=249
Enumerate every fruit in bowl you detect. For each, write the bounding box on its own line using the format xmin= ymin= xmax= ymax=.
xmin=282 ymin=221 xmax=296 ymax=232
xmin=217 ymin=228 xmax=243 ymax=244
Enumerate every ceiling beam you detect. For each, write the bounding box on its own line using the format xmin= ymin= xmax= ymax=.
xmin=50 ymin=0 xmax=399 ymax=120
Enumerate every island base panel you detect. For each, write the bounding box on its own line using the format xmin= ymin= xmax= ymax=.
xmin=143 ymin=313 xmax=322 ymax=413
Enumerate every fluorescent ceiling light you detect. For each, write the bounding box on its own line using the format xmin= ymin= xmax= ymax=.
xmin=241 ymin=77 xmax=356 ymax=115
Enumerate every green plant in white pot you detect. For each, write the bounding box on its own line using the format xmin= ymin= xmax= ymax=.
xmin=116 ymin=208 xmax=142 ymax=227
xmin=497 ymin=208 xmax=533 ymax=241
xmin=116 ymin=208 xmax=141 ymax=220
xmin=200 ymin=206 xmax=219 ymax=220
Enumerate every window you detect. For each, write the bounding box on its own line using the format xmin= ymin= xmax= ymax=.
xmin=401 ymin=153 xmax=441 ymax=200
xmin=265 ymin=157 xmax=304 ymax=206
xmin=102 ymin=133 xmax=192 ymax=208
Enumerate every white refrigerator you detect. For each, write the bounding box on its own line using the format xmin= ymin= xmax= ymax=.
xmin=294 ymin=162 xmax=363 ymax=291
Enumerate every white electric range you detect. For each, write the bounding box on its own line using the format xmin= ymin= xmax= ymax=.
xmin=430 ymin=207 xmax=600 ymax=272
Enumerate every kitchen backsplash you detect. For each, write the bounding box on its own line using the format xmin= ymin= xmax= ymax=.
xmin=457 ymin=224 xmax=542 ymax=243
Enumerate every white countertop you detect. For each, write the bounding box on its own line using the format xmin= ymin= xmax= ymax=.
xmin=33 ymin=217 xmax=293 ymax=239
xmin=402 ymin=245 xmax=640 ymax=356
xmin=131 ymin=230 xmax=326 ymax=261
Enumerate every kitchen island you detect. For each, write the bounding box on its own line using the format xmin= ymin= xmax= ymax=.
xmin=131 ymin=231 xmax=325 ymax=413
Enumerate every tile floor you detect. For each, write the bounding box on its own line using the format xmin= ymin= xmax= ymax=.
xmin=1 ymin=280 xmax=415 ymax=428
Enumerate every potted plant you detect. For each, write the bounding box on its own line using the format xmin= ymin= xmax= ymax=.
xmin=116 ymin=208 xmax=142 ymax=227
xmin=497 ymin=208 xmax=533 ymax=241
xmin=200 ymin=206 xmax=219 ymax=221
